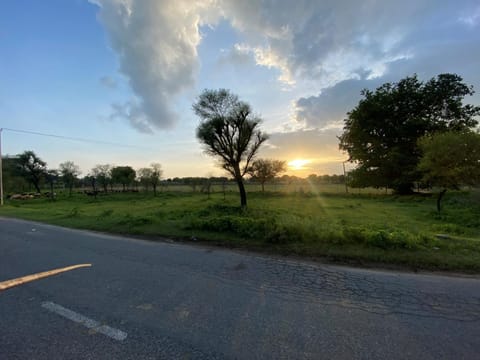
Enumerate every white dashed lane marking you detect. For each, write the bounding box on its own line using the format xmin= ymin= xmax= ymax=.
xmin=41 ymin=301 xmax=128 ymax=341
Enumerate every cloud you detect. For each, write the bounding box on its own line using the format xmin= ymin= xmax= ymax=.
xmin=109 ymin=100 xmax=153 ymax=134
xmin=99 ymin=75 xmax=117 ymax=89
xmin=90 ymin=0 xmax=480 ymax=134
xmin=91 ymin=0 xmax=219 ymax=131
xmin=294 ymin=73 xmax=391 ymax=129
xmin=217 ymin=1 xmax=428 ymax=87
xmin=217 ymin=43 xmax=253 ymax=66
xmin=220 ymin=43 xmax=294 ymax=85
xmin=293 ymin=20 xmax=480 ymax=129
xmin=459 ymin=5 xmax=480 ymax=27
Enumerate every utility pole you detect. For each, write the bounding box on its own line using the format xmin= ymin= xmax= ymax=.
xmin=0 ymin=128 xmax=3 ymax=206
xmin=342 ymin=160 xmax=348 ymax=194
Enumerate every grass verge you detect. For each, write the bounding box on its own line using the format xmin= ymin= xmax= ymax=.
xmin=1 ymin=189 xmax=479 ymax=273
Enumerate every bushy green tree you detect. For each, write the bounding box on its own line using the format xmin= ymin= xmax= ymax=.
xmin=2 ymin=156 xmax=29 ymax=193
xmin=111 ymin=166 xmax=136 ymax=191
xmin=193 ymin=89 xmax=268 ymax=207
xmin=339 ymin=74 xmax=479 ymax=194
xmin=418 ymin=131 xmax=480 ymax=211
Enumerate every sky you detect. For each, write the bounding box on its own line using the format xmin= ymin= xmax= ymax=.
xmin=1 ymin=0 xmax=479 ymax=178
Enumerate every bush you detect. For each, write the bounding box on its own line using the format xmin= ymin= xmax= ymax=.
xmin=362 ymin=229 xmax=419 ymax=250
xmin=186 ymin=215 xmax=271 ymax=240
xmin=98 ymin=209 xmax=114 ymax=218
xmin=117 ymin=213 xmax=153 ymax=227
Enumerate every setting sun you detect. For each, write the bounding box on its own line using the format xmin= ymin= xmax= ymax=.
xmin=288 ymin=159 xmax=311 ymax=170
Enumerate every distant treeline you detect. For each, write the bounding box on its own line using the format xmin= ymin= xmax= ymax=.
xmin=1 ymin=153 xmax=345 ymax=196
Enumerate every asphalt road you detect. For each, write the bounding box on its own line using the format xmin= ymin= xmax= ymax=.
xmin=1 ymin=217 xmax=480 ymax=359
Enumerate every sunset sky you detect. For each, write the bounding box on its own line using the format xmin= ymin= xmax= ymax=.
xmin=1 ymin=0 xmax=479 ymax=178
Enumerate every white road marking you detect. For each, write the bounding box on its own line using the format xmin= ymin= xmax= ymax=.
xmin=41 ymin=301 xmax=127 ymax=341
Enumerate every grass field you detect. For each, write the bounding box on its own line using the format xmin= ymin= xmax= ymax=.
xmin=1 ymin=184 xmax=479 ymax=272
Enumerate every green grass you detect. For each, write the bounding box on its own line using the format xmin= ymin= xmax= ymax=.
xmin=1 ymin=186 xmax=480 ymax=272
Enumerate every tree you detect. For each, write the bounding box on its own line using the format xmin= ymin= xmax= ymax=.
xmin=149 ymin=163 xmax=163 ymax=196
xmin=248 ymin=159 xmax=286 ymax=192
xmin=418 ymin=131 xmax=480 ymax=211
xmin=59 ymin=161 xmax=81 ymax=196
xmin=91 ymin=164 xmax=112 ymax=193
xmin=193 ymin=89 xmax=268 ymax=207
xmin=137 ymin=167 xmax=153 ymax=192
xmin=2 ymin=156 xmax=28 ymax=194
xmin=137 ymin=163 xmax=162 ymax=195
xmin=16 ymin=150 xmax=47 ymax=193
xmin=45 ymin=169 xmax=59 ymax=201
xmin=339 ymin=74 xmax=479 ymax=194
xmin=111 ymin=166 xmax=136 ymax=191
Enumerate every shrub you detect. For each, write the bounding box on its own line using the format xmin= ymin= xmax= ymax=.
xmin=186 ymin=215 xmax=271 ymax=240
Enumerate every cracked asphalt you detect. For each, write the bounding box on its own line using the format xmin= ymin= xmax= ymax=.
xmin=1 ymin=217 xmax=479 ymax=359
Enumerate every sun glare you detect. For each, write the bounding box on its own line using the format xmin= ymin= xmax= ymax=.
xmin=288 ymin=159 xmax=311 ymax=170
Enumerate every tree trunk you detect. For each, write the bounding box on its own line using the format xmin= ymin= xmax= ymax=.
xmin=33 ymin=178 xmax=41 ymax=193
xmin=69 ymin=185 xmax=73 ymax=197
xmin=393 ymin=182 xmax=414 ymax=195
xmin=261 ymin=181 xmax=265 ymax=193
xmin=153 ymin=184 xmax=157 ymax=196
xmin=236 ymin=177 xmax=247 ymax=208
xmin=50 ymin=182 xmax=54 ymax=201
xmin=437 ymin=189 xmax=447 ymax=212
xmin=233 ymin=165 xmax=247 ymax=207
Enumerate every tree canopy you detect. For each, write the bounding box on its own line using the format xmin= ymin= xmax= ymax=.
xmin=248 ymin=159 xmax=286 ymax=192
xmin=339 ymin=73 xmax=480 ymax=194
xmin=193 ymin=88 xmax=268 ymax=207
xmin=137 ymin=163 xmax=162 ymax=195
xmin=59 ymin=161 xmax=81 ymax=196
xmin=91 ymin=164 xmax=112 ymax=192
xmin=16 ymin=150 xmax=47 ymax=193
xmin=418 ymin=130 xmax=480 ymax=211
xmin=111 ymin=166 xmax=136 ymax=191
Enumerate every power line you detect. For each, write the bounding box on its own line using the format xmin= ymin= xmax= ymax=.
xmin=1 ymin=127 xmax=149 ymax=149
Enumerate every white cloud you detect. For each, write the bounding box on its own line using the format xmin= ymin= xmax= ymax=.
xmin=222 ymin=43 xmax=295 ymax=85
xmin=217 ymin=0 xmax=432 ymax=87
xmin=91 ymin=0 xmax=219 ymax=131
xmin=459 ymin=5 xmax=480 ymax=27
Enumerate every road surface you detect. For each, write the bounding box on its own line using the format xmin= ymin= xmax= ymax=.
xmin=1 ymin=217 xmax=479 ymax=359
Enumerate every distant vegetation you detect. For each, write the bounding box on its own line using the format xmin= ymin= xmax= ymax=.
xmin=0 ymin=151 xmax=345 ymax=198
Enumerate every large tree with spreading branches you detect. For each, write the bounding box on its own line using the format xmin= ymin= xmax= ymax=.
xmin=193 ymin=89 xmax=268 ymax=207
xmin=339 ymin=73 xmax=479 ymax=194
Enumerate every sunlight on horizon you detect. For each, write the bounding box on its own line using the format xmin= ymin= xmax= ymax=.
xmin=288 ymin=159 xmax=311 ymax=171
